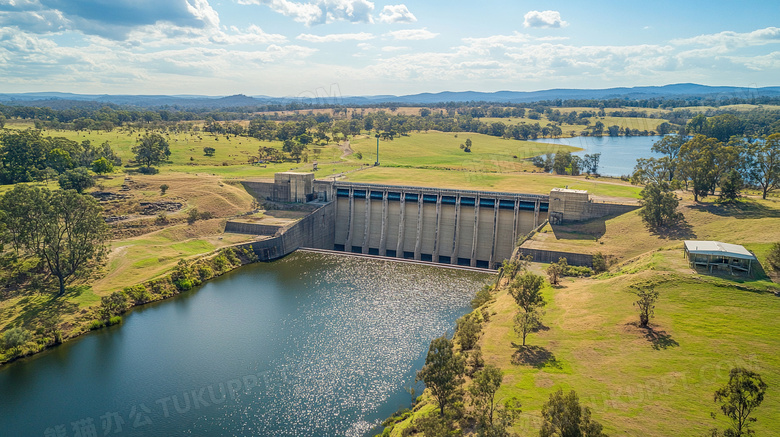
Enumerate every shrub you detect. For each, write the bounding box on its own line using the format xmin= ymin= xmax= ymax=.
xmin=107 ymin=316 xmax=122 ymax=326
xmin=124 ymin=284 xmax=151 ymax=304
xmin=592 ymin=252 xmax=607 ymax=273
xmin=174 ymin=278 xmax=193 ymax=291
xmin=160 ymin=184 xmax=169 ymax=194
xmin=455 ymin=314 xmax=482 ymax=350
xmin=2 ymin=326 xmax=31 ymax=350
xmin=88 ymin=320 xmax=105 ymax=330
xmin=99 ymin=291 xmax=129 ymax=320
xmin=197 ymin=264 xmax=214 ymax=281
xmin=470 ymin=285 xmax=493 ymax=309
xmin=187 ymin=208 xmax=200 ymax=224
xmin=199 ymin=211 xmax=214 ymax=220
xmin=155 ymin=212 xmax=168 ymax=225
xmin=138 ymin=166 xmax=158 ymax=175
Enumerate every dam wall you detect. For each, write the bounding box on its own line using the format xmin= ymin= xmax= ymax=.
xmin=236 ymin=202 xmax=335 ymax=261
xmin=329 ymin=182 xmax=549 ymax=269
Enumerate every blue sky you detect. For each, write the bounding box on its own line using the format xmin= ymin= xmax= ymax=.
xmin=0 ymin=0 xmax=778 ymax=96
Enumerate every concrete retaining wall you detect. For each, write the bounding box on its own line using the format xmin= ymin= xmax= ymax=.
xmin=516 ymin=248 xmax=594 ymax=267
xmin=223 ymin=222 xmax=282 ymax=236
xmin=235 ymin=202 xmax=336 ymax=261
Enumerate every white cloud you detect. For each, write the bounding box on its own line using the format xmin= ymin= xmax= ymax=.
xmin=385 ymin=28 xmax=437 ymax=40
xmin=672 ymin=26 xmax=780 ymax=48
xmin=240 ymin=0 xmax=374 ymax=26
xmin=297 ymin=32 xmax=374 ymax=42
xmin=523 ymin=10 xmax=568 ymax=29
xmin=378 ymin=4 xmax=415 ymax=24
xmin=381 ymin=45 xmax=407 ymax=52
xmin=462 ymin=31 xmax=528 ymax=47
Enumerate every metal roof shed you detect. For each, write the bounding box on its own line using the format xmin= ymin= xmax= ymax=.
xmin=683 ymin=240 xmax=757 ymax=274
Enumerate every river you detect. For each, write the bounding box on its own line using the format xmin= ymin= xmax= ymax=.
xmin=532 ymin=135 xmax=664 ymax=177
xmin=0 ymin=252 xmax=493 ymax=437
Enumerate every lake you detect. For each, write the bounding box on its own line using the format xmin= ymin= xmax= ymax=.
xmin=531 ymin=136 xmax=664 ymax=177
xmin=0 ymin=251 xmax=493 ymax=437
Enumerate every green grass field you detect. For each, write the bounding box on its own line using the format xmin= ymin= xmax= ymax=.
xmin=346 ymin=131 xmax=577 ymax=171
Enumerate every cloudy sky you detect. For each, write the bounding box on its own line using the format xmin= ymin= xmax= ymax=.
xmin=0 ymin=0 xmax=778 ymax=96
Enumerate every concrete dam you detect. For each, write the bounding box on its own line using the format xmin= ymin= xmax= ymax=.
xmin=231 ymin=172 xmax=637 ymax=269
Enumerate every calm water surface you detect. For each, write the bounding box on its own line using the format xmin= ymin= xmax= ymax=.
xmin=0 ymin=252 xmax=493 ymax=437
xmin=532 ymin=136 xmax=664 ymax=177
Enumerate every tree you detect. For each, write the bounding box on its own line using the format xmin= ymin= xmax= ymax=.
xmin=745 ymin=133 xmax=780 ymax=200
xmin=552 ymin=151 xmax=572 ymax=175
xmin=160 ymin=184 xmax=169 ymax=195
xmin=91 ymin=157 xmax=113 ymax=175
xmin=632 ymin=286 xmax=658 ymax=328
xmin=678 ymin=135 xmax=722 ymax=202
xmin=470 ymin=365 xmax=503 ymax=428
xmin=651 ymin=134 xmax=685 ymax=181
xmin=582 ymin=153 xmax=601 ymax=175
xmin=58 ymin=167 xmax=95 ymax=193
xmin=540 ymin=389 xmax=606 ymax=437
xmin=711 ymin=368 xmax=768 ymax=437
xmin=514 ymin=309 xmax=542 ymax=346
xmin=638 ymin=182 xmax=682 ymax=227
xmin=509 ymin=271 xmax=546 ymax=313
xmin=546 ymin=257 xmax=567 ymax=285
xmin=631 ymin=157 xmax=672 ymax=185
xmin=767 ymin=242 xmax=780 ymax=272
xmin=592 ymin=253 xmax=607 ymax=274
xmin=203 ymin=146 xmax=216 ymax=157
xmin=592 ymin=121 xmax=604 ymax=136
xmin=607 ymin=125 xmax=620 ymax=137
xmin=132 ymin=133 xmax=170 ymax=169
xmin=0 ymin=113 xmax=5 ymax=129
xmin=187 ymin=208 xmax=200 ymax=225
xmin=1 ymin=186 xmax=109 ymax=296
xmin=719 ymin=169 xmax=742 ymax=202
xmin=456 ymin=314 xmax=482 ymax=350
xmin=416 ymin=335 xmax=466 ymax=416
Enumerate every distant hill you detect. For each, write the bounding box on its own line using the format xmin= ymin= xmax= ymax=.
xmin=1 ymin=84 xmax=779 ymax=109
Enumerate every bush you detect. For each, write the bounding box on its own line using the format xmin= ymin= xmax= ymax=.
xmin=99 ymin=291 xmax=129 ymax=320
xmin=155 ymin=212 xmax=168 ymax=225
xmin=200 ymin=211 xmax=214 ymax=220
xmin=470 ymin=285 xmax=493 ymax=309
xmin=592 ymin=252 xmax=607 ymax=273
xmin=58 ymin=167 xmax=95 ymax=193
xmin=174 ymin=278 xmax=193 ymax=291
xmin=197 ymin=264 xmax=214 ymax=281
xmin=160 ymin=184 xmax=169 ymax=194
xmin=107 ymin=316 xmax=122 ymax=326
xmin=124 ymin=284 xmax=151 ymax=304
xmin=455 ymin=314 xmax=482 ymax=350
xmin=187 ymin=208 xmax=200 ymax=224
xmin=88 ymin=320 xmax=105 ymax=330
xmin=2 ymin=326 xmax=31 ymax=350
xmin=138 ymin=166 xmax=159 ymax=175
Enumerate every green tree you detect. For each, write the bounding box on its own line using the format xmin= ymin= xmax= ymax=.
xmin=552 ymin=151 xmax=572 ymax=175
xmin=132 ymin=133 xmax=170 ymax=169
xmin=91 ymin=157 xmax=114 ymax=175
xmin=546 ymin=258 xmax=568 ymax=285
xmin=540 ymin=389 xmax=607 ymax=437
xmin=632 ymin=286 xmax=658 ymax=328
xmin=592 ymin=121 xmax=604 ymax=136
xmin=514 ymin=308 xmax=542 ymax=346
xmin=678 ymin=135 xmax=722 ymax=202
xmin=1 ymin=186 xmax=109 ymax=296
xmin=0 ymin=113 xmax=5 ymax=129
xmin=746 ymin=133 xmax=780 ymax=200
xmin=416 ymin=335 xmax=466 ymax=416
xmin=592 ymin=253 xmax=607 ymax=274
xmin=638 ymin=182 xmax=681 ymax=227
xmin=465 ymin=138 xmax=473 ymax=152
xmin=711 ymin=368 xmax=768 ymax=437
xmin=719 ymin=169 xmax=742 ymax=202
xmin=469 ymin=365 xmax=509 ymax=430
xmin=187 ymin=208 xmax=200 ymax=225
xmin=160 ymin=184 xmax=169 ymax=195
xmin=58 ymin=167 xmax=94 ymax=193
xmin=767 ymin=242 xmax=780 ymax=272
xmin=47 ymin=148 xmax=73 ymax=173
xmin=203 ymin=146 xmax=216 ymax=157
xmin=456 ymin=314 xmax=482 ymax=351
xmin=509 ymin=271 xmax=546 ymax=313
xmin=651 ymin=134 xmax=685 ymax=181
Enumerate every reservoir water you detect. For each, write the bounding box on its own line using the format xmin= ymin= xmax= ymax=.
xmin=532 ymin=136 xmax=664 ymax=177
xmin=0 ymin=251 xmax=493 ymax=437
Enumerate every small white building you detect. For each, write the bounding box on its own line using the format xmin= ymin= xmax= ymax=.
xmin=683 ymin=240 xmax=757 ymax=274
